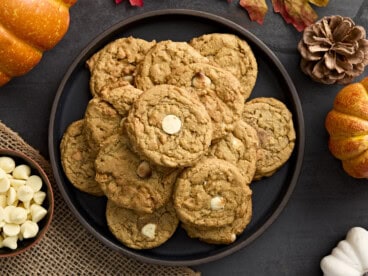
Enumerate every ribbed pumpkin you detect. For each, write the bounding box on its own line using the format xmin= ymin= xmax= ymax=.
xmin=0 ymin=0 xmax=77 ymax=87
xmin=325 ymin=77 xmax=368 ymax=178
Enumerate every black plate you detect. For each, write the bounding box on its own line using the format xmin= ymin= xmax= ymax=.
xmin=49 ymin=9 xmax=305 ymax=266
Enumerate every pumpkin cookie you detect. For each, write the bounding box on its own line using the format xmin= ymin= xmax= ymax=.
xmin=99 ymin=80 xmax=143 ymax=117
xmin=208 ymin=120 xmax=259 ymax=183
xmin=106 ymin=200 xmax=179 ymax=249
xmin=168 ymin=63 xmax=244 ymax=139
xmin=190 ymin=33 xmax=258 ymax=100
xmin=84 ymin=97 xmax=122 ymax=151
xmin=182 ymin=198 xmax=252 ymax=244
xmin=95 ymin=134 xmax=178 ymax=213
xmin=60 ymin=119 xmax=104 ymax=196
xmin=134 ymin=40 xmax=210 ymax=91
xmin=125 ymin=84 xmax=213 ymax=168
xmin=173 ymin=158 xmax=252 ymax=229
xmin=88 ymin=36 xmax=156 ymax=96
xmin=242 ymin=97 xmax=296 ymax=180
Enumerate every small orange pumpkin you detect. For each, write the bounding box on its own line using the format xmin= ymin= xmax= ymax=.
xmin=325 ymin=77 xmax=368 ymax=178
xmin=0 ymin=0 xmax=77 ymax=87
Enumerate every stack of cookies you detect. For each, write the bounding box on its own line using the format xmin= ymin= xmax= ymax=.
xmin=60 ymin=34 xmax=296 ymax=249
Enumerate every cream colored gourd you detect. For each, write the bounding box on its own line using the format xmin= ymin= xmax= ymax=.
xmin=320 ymin=227 xmax=368 ymax=276
xmin=0 ymin=0 xmax=77 ymax=87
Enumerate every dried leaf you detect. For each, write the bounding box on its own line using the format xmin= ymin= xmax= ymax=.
xmin=129 ymin=0 xmax=143 ymax=7
xmin=272 ymin=0 xmax=318 ymax=32
xmin=239 ymin=0 xmax=268 ymax=24
xmin=308 ymin=0 xmax=329 ymax=7
xmin=115 ymin=0 xmax=143 ymax=6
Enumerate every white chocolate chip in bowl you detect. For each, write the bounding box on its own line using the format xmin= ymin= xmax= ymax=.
xmin=12 ymin=165 xmax=31 ymax=180
xmin=0 ymin=157 xmax=15 ymax=174
xmin=0 ymin=176 xmax=10 ymax=193
xmin=25 ymin=175 xmax=43 ymax=192
xmin=162 ymin=115 xmax=182 ymax=135
xmin=0 ymin=149 xmax=54 ymax=257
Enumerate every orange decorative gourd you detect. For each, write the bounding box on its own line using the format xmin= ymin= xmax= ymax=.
xmin=0 ymin=0 xmax=77 ymax=87
xmin=325 ymin=77 xmax=368 ymax=178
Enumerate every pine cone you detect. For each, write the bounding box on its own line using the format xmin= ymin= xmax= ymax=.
xmin=298 ymin=15 xmax=368 ymax=85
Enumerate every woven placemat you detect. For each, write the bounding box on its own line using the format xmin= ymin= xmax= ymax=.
xmin=0 ymin=121 xmax=199 ymax=275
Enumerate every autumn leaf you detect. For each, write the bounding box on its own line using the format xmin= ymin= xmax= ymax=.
xmin=115 ymin=0 xmax=143 ymax=6
xmin=308 ymin=0 xmax=329 ymax=7
xmin=129 ymin=0 xmax=143 ymax=7
xmin=272 ymin=0 xmax=318 ymax=31
xmin=239 ymin=0 xmax=268 ymax=24
xmin=239 ymin=0 xmax=329 ymax=32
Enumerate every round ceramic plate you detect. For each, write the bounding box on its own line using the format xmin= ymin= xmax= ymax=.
xmin=49 ymin=9 xmax=305 ymax=266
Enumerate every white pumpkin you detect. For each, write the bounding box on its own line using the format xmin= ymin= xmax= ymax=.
xmin=320 ymin=227 xmax=368 ymax=276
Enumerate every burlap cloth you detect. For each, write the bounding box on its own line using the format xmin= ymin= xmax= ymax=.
xmin=0 ymin=121 xmax=199 ymax=275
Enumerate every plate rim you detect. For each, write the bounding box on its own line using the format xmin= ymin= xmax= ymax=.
xmin=49 ymin=8 xmax=305 ymax=266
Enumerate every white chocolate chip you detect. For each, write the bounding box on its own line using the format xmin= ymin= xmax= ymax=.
xmin=191 ymin=72 xmax=212 ymax=88
xmin=25 ymin=175 xmax=43 ymax=192
xmin=30 ymin=204 xmax=47 ymax=223
xmin=123 ymin=75 xmax=134 ymax=83
xmin=162 ymin=115 xmax=182 ymax=135
xmin=9 ymin=178 xmax=26 ymax=189
xmin=17 ymin=185 xmax=34 ymax=202
xmin=0 ymin=195 xmax=6 ymax=208
xmin=0 ymin=157 xmax=15 ymax=174
xmin=141 ymin=223 xmax=156 ymax=239
xmin=4 ymin=206 xmax=16 ymax=223
xmin=0 ymin=206 xmax=5 ymax=221
xmin=3 ymin=223 xmax=20 ymax=236
xmin=33 ymin=191 xmax=46 ymax=205
xmin=6 ymin=187 xmax=17 ymax=205
xmin=20 ymin=221 xmax=39 ymax=239
xmin=2 ymin=236 xmax=18 ymax=249
xmin=0 ymin=177 xmax=10 ymax=193
xmin=0 ymin=168 xmax=6 ymax=180
xmin=136 ymin=161 xmax=152 ymax=179
xmin=22 ymin=201 xmax=31 ymax=210
xmin=230 ymin=233 xmax=236 ymax=242
xmin=210 ymin=196 xmax=225 ymax=211
xmin=231 ymin=137 xmax=242 ymax=149
xmin=12 ymin=164 xmax=31 ymax=180
xmin=9 ymin=207 xmax=27 ymax=224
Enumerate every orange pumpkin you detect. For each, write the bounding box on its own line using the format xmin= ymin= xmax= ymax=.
xmin=0 ymin=0 xmax=77 ymax=87
xmin=325 ymin=77 xmax=368 ymax=178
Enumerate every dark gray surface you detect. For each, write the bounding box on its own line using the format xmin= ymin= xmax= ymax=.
xmin=0 ymin=0 xmax=367 ymax=275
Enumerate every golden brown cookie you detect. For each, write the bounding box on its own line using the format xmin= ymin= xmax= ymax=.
xmin=106 ymin=200 xmax=179 ymax=249
xmin=173 ymin=158 xmax=252 ymax=229
xmin=182 ymin=198 xmax=252 ymax=244
xmin=60 ymin=119 xmax=104 ymax=196
xmin=125 ymin=84 xmax=213 ymax=168
xmin=88 ymin=36 xmax=156 ymax=96
xmin=95 ymin=134 xmax=178 ymax=213
xmin=190 ymin=33 xmax=258 ymax=100
xmin=168 ymin=63 xmax=244 ymax=139
xmin=84 ymin=97 xmax=122 ymax=151
xmin=242 ymin=97 xmax=296 ymax=180
xmin=134 ymin=40 xmax=210 ymax=91
xmin=208 ymin=120 xmax=259 ymax=183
